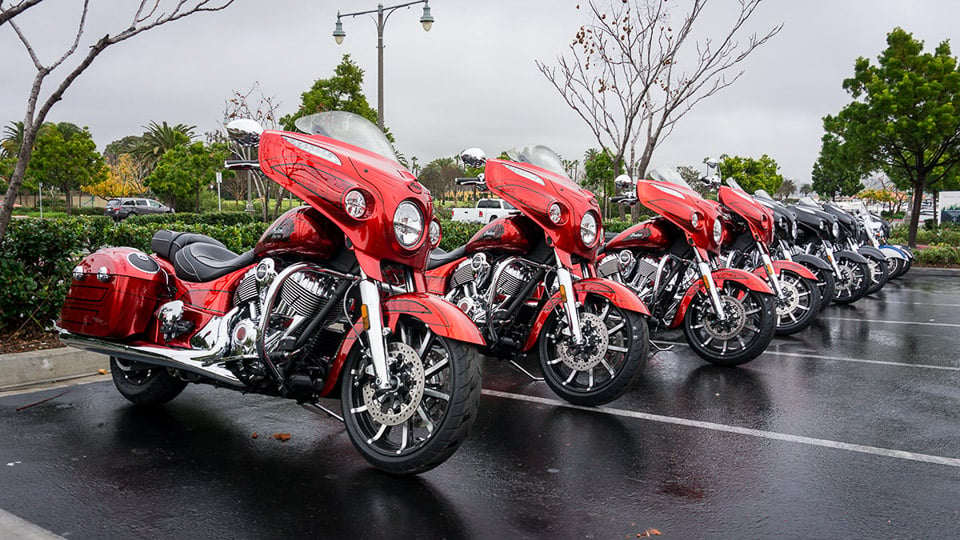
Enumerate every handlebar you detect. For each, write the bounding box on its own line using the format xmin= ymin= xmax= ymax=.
xmin=610 ymin=196 xmax=637 ymax=205
xmin=455 ymin=177 xmax=481 ymax=186
xmin=224 ymin=159 xmax=260 ymax=171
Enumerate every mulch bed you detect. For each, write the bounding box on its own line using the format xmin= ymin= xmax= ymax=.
xmin=0 ymin=329 xmax=63 ymax=355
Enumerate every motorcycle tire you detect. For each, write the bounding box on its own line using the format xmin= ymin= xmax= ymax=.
xmin=341 ymin=318 xmax=481 ymax=475
xmin=864 ymin=255 xmax=889 ymax=295
xmin=886 ymin=256 xmax=904 ymax=280
xmin=537 ymin=294 xmax=648 ymax=406
xmin=798 ymin=262 xmax=836 ymax=312
xmin=682 ymin=279 xmax=776 ymax=366
xmin=773 ymin=269 xmax=821 ymax=336
xmin=832 ymin=255 xmax=870 ymax=304
xmin=110 ymin=356 xmax=187 ymax=406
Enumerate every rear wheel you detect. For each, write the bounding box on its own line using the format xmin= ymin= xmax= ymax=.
xmin=773 ymin=270 xmax=821 ymax=336
xmin=832 ymin=255 xmax=869 ymax=304
xmin=682 ymin=279 xmax=776 ymax=366
xmin=538 ymin=294 xmax=648 ymax=406
xmin=341 ymin=317 xmax=481 ymax=475
xmin=110 ymin=357 xmax=187 ymax=405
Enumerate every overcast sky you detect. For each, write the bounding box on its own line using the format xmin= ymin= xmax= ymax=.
xmin=2 ymin=0 xmax=959 ymax=183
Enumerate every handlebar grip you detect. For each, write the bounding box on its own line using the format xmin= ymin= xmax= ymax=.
xmin=610 ymin=196 xmax=637 ymax=205
xmin=455 ymin=177 xmax=480 ymax=185
xmin=224 ymin=159 xmax=260 ymax=170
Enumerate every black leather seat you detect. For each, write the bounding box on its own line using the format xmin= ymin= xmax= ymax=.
xmin=173 ymin=242 xmax=257 ymax=283
xmin=151 ymin=230 xmax=227 ymax=262
xmin=427 ymin=245 xmax=467 ymax=270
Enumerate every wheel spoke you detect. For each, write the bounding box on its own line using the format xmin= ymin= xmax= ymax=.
xmin=563 ymin=369 xmax=577 ymax=385
xmin=423 ymin=357 xmax=448 ymax=379
xmin=417 ymin=329 xmax=434 ymax=358
xmin=417 ymin=405 xmax=435 ymax=434
xmin=601 ymin=359 xmax=615 ymax=377
xmin=398 ymin=422 xmax=409 ymax=453
xmin=607 ymin=344 xmax=628 ymax=354
xmin=367 ymin=423 xmax=388 ymax=444
xmin=736 ymin=335 xmax=746 ymax=349
xmin=350 ymin=404 xmax=368 ymax=414
xmin=607 ymin=321 xmax=625 ymax=335
xmin=423 ymin=388 xmax=450 ymax=401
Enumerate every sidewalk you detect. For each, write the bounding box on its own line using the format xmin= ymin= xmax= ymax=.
xmin=0 ymin=347 xmax=108 ymax=391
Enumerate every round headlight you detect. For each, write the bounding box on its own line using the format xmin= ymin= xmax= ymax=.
xmin=344 ymin=190 xmax=367 ymax=219
xmin=394 ymin=201 xmax=424 ymax=248
xmin=429 ymin=218 xmax=442 ymax=248
xmin=832 ymin=222 xmax=840 ymax=238
xmin=818 ymin=220 xmax=827 ymax=231
xmin=548 ymin=203 xmax=563 ymax=224
xmin=791 ymin=221 xmax=798 ymax=240
xmin=690 ymin=212 xmax=700 ymax=229
xmin=581 ymin=212 xmax=599 ymax=246
xmin=778 ymin=216 xmax=786 ymax=231
xmin=712 ymin=218 xmax=723 ymax=244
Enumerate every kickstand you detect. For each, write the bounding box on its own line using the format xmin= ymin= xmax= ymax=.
xmin=649 ymin=339 xmax=674 ymax=353
xmin=301 ymin=402 xmax=344 ymax=423
xmin=508 ymin=359 xmax=545 ymax=382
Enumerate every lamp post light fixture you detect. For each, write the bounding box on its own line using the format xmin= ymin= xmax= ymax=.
xmin=332 ymin=1 xmax=434 ymax=130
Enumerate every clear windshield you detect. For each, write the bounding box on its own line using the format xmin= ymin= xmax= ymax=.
xmin=294 ymin=111 xmax=398 ymax=163
xmin=648 ymin=168 xmax=695 ymax=190
xmin=798 ymin=196 xmax=822 ymax=209
xmin=754 ymin=189 xmax=774 ymax=202
xmin=725 ymin=177 xmax=745 ymax=192
xmin=505 ymin=145 xmax=568 ymax=178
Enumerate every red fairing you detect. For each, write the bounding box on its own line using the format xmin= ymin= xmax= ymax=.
xmin=483 ymin=159 xmax=603 ymax=262
xmin=637 ymin=179 xmax=722 ymax=253
xmin=604 ymin=217 xmax=672 ymax=252
xmin=256 ymin=206 xmax=344 ymax=259
xmin=719 ymin=186 xmax=775 ymax=245
xmin=258 ymin=130 xmax=433 ymax=279
xmin=669 ymin=268 xmax=774 ymax=328
xmin=752 ymin=259 xmax=818 ymax=281
xmin=464 ymin=214 xmax=539 ymax=255
xmin=520 ymin=278 xmax=651 ymax=351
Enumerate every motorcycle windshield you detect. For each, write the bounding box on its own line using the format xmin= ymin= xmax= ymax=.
xmin=648 ymin=168 xmax=698 ymax=192
xmin=505 ymin=145 xmax=579 ymax=190
xmin=295 ymin=111 xmax=399 ymax=164
xmin=725 ymin=177 xmax=746 ymax=192
xmin=797 ymin=196 xmax=822 ymax=209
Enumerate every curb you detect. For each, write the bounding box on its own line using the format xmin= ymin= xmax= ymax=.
xmin=0 ymin=347 xmax=108 ymax=391
xmin=908 ymin=266 xmax=960 ymax=277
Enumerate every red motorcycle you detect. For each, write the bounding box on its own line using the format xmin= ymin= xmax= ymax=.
xmin=57 ymin=112 xmax=484 ymax=475
xmin=426 ymin=146 xmax=650 ymax=406
xmin=712 ymin=176 xmax=822 ymax=336
xmin=599 ymin=169 xmax=776 ymax=366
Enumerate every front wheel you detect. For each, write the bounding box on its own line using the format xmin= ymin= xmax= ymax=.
xmin=110 ymin=357 xmax=187 ymax=405
xmin=833 ymin=255 xmax=869 ymax=304
xmin=538 ymin=294 xmax=648 ymax=406
xmin=773 ymin=270 xmax=821 ymax=336
xmin=341 ymin=317 xmax=481 ymax=475
xmin=864 ymin=255 xmax=889 ymax=295
xmin=682 ymin=280 xmax=776 ymax=366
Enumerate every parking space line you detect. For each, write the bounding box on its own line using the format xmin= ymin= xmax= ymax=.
xmin=821 ymin=317 xmax=960 ymax=328
xmin=880 ymin=300 xmax=960 ymax=308
xmin=652 ymin=341 xmax=960 ymax=371
xmin=0 ymin=508 xmax=62 ymax=539
xmin=482 ymin=389 xmax=960 ymax=468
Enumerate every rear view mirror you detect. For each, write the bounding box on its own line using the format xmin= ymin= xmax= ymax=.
xmin=226 ymin=118 xmax=264 ymax=147
xmin=460 ymin=148 xmax=487 ymax=168
xmin=614 ymin=174 xmax=634 ymax=195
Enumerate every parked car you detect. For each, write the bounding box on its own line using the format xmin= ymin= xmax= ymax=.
xmin=450 ymin=198 xmax=519 ymax=223
xmin=104 ymin=198 xmax=173 ymax=220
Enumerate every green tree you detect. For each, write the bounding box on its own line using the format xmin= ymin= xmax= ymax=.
xmin=280 ymin=55 xmax=383 ymax=135
xmin=418 ymin=157 xmax=464 ymax=203
xmin=583 ymin=148 xmax=617 ymax=217
xmin=823 ymin=27 xmax=960 ymax=246
xmin=145 ymin=141 xmax=231 ymax=212
xmin=717 ymin=154 xmax=784 ymax=195
xmin=105 ymin=135 xmax=145 ymax=164
xmin=25 ymin=123 xmax=107 ymax=214
xmin=133 ymin=121 xmax=196 ymax=171
xmin=811 ymin=135 xmax=865 ymax=199
xmin=775 ymin=178 xmax=798 ymax=199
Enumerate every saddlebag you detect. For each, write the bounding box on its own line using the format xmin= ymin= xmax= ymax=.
xmin=59 ymin=247 xmax=167 ymax=338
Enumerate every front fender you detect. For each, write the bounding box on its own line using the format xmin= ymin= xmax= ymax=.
xmin=836 ymin=249 xmax=869 ymax=264
xmin=384 ymin=293 xmax=485 ymax=346
xmin=520 ymin=278 xmax=651 ymax=352
xmin=670 ymin=268 xmax=774 ymax=328
xmin=792 ymin=253 xmax=832 ymax=272
xmin=878 ymin=245 xmax=907 ymax=260
xmin=753 ymin=259 xmax=818 ymax=281
xmin=857 ymin=245 xmax=888 ymax=262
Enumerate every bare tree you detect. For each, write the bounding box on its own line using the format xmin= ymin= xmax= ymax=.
xmin=0 ymin=0 xmax=44 ymax=27
xmin=537 ymin=0 xmax=781 ymax=181
xmin=0 ymin=0 xmax=236 ymax=240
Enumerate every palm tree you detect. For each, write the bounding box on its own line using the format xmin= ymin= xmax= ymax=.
xmin=133 ymin=121 xmax=196 ymax=170
xmin=1 ymin=121 xmax=25 ymax=159
xmin=776 ymin=178 xmax=798 ymax=199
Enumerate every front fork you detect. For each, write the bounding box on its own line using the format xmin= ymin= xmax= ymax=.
xmin=556 ymin=252 xmax=584 ymax=345
xmin=694 ymin=248 xmax=727 ymax=322
xmin=358 ymin=277 xmax=393 ymax=390
xmin=757 ymin=243 xmax=785 ymax=298
xmin=821 ymin=242 xmax=844 ymax=276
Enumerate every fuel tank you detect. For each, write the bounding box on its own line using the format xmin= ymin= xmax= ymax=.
xmin=604 ymin=217 xmax=672 ymax=252
xmin=464 ymin=214 xmax=542 ymax=255
xmin=255 ymin=206 xmax=344 ymax=259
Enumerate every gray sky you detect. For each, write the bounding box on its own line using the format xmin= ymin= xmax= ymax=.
xmin=2 ymin=0 xmax=959 ymax=183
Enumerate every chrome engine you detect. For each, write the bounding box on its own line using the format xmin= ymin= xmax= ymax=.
xmin=446 ymin=254 xmax=539 ymax=327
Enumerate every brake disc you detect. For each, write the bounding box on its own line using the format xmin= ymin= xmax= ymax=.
xmin=361 ymin=342 xmax=425 ymax=426
xmin=556 ymin=312 xmax=609 ymax=371
xmin=702 ymin=296 xmax=746 ymax=340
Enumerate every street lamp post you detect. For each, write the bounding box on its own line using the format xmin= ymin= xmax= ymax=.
xmin=333 ymin=1 xmax=434 ymax=130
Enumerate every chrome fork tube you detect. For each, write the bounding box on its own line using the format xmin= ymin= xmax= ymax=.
xmin=759 ymin=245 xmax=784 ymax=298
xmin=556 ymin=251 xmax=583 ymax=344
xmin=359 ymin=277 xmax=392 ymax=390
xmin=694 ymin=250 xmax=727 ymax=321
xmin=822 ymin=242 xmax=843 ymax=275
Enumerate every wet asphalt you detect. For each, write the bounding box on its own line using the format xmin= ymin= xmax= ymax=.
xmin=1 ymin=270 xmax=958 ymax=539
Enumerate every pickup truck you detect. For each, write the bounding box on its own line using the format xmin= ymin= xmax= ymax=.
xmin=450 ymin=198 xmax=519 ymax=223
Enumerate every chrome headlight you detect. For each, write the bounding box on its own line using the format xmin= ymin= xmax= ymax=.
xmin=832 ymin=222 xmax=840 ymax=238
xmin=548 ymin=203 xmax=563 ymax=224
xmin=429 ymin=218 xmax=442 ymax=248
xmin=344 ymin=189 xmax=367 ymax=219
xmin=791 ymin=220 xmax=798 ymax=240
xmin=581 ymin=211 xmax=599 ymax=246
xmin=818 ymin=220 xmax=827 ymax=231
xmin=394 ymin=201 xmax=424 ymax=248
xmin=690 ymin=212 xmax=700 ymax=229
xmin=712 ymin=218 xmax=723 ymax=244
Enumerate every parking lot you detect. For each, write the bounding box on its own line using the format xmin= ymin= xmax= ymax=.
xmin=1 ymin=269 xmax=958 ymax=538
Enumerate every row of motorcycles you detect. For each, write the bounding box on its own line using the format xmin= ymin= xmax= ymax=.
xmin=55 ymin=112 xmax=913 ymax=475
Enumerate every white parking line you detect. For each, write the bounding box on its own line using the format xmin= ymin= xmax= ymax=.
xmin=822 ymin=317 xmax=960 ymax=328
xmin=652 ymin=341 xmax=960 ymax=371
xmin=0 ymin=508 xmax=62 ymax=539
xmin=880 ymin=300 xmax=960 ymax=308
xmin=482 ymin=389 xmax=960 ymax=468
